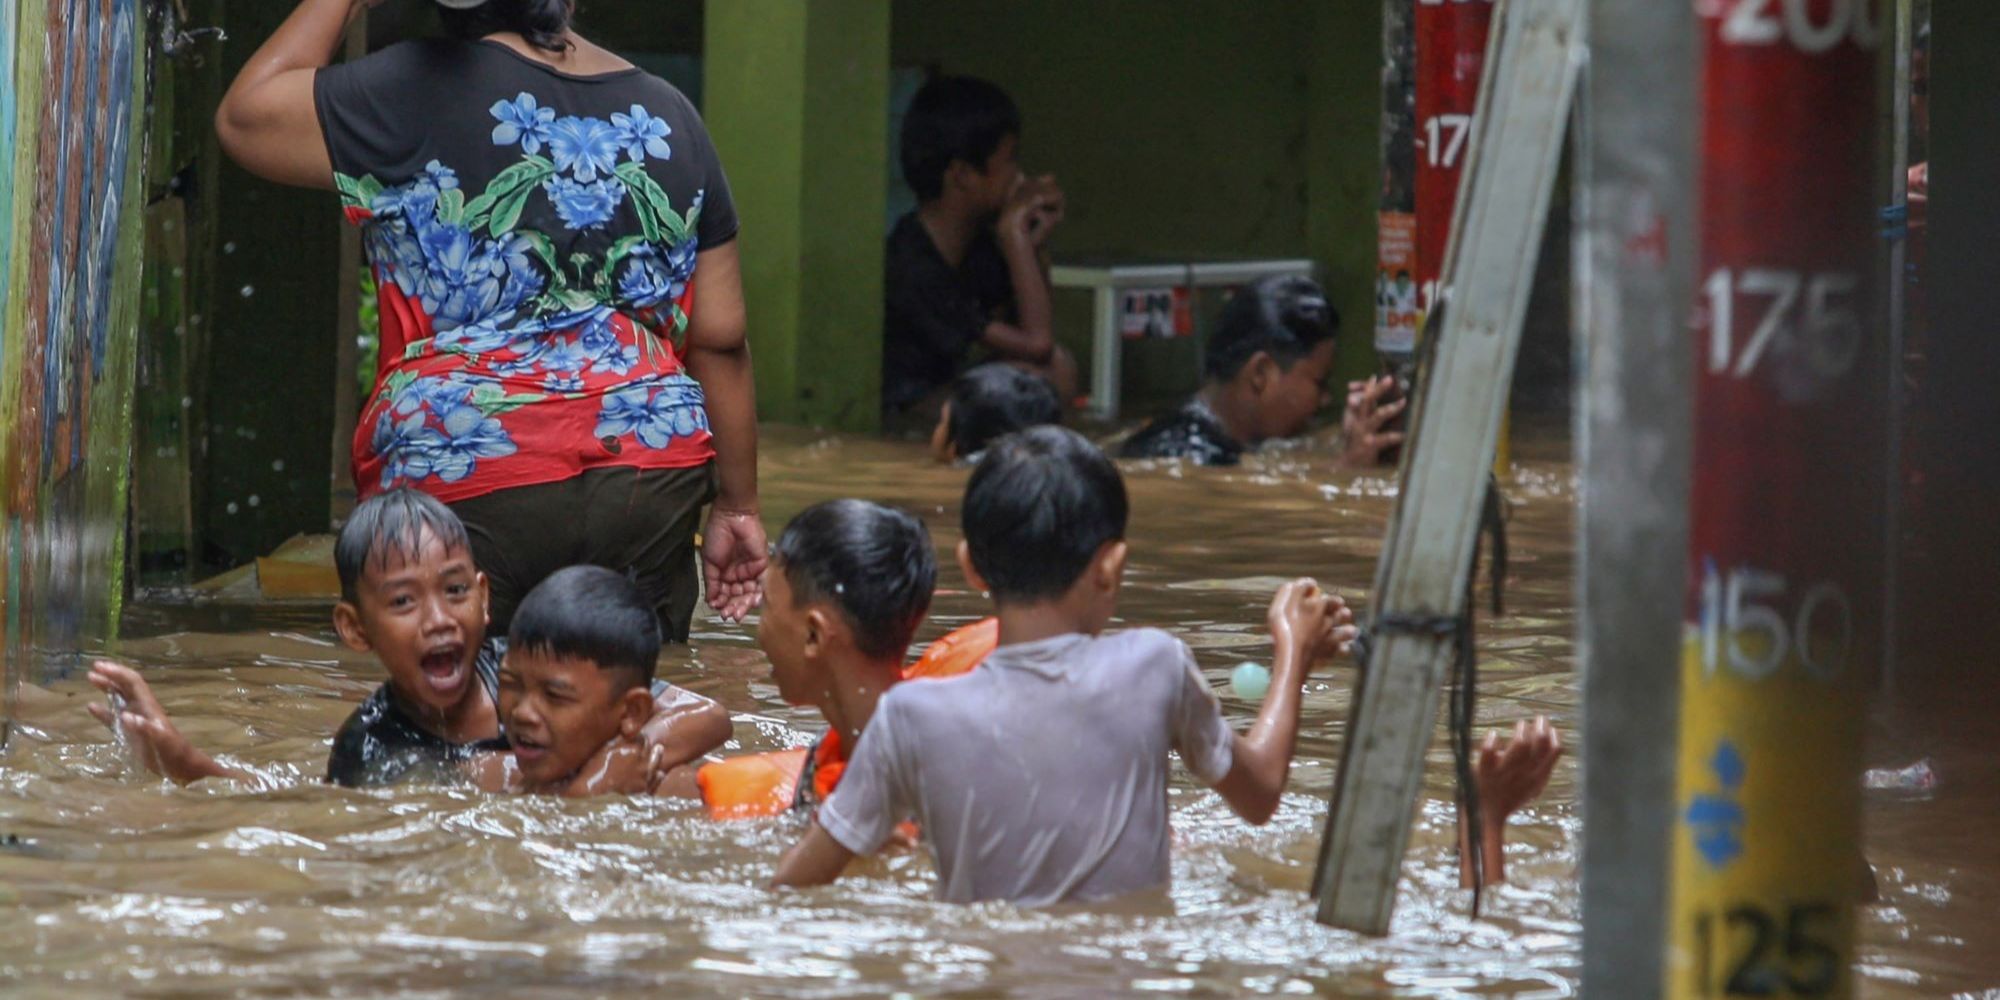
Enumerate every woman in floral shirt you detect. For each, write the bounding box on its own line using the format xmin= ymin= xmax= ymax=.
xmin=216 ymin=0 xmax=765 ymax=637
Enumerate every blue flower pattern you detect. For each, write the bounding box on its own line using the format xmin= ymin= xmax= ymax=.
xmin=345 ymin=92 xmax=708 ymax=492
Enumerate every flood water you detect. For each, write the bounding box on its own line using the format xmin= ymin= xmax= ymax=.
xmin=0 ymin=425 xmax=1993 ymax=996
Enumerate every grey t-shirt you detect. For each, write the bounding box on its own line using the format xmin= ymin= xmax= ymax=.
xmin=817 ymin=628 xmax=1236 ymax=906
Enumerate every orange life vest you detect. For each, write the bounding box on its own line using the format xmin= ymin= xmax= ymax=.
xmin=694 ymin=618 xmax=997 ymax=820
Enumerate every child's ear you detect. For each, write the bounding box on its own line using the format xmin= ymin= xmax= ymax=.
xmin=617 ymin=687 xmax=654 ymax=742
xmin=1244 ymin=351 xmax=1279 ymax=395
xmin=332 ymin=601 xmax=373 ymax=653
xmin=803 ymin=607 xmax=834 ymax=661
xmin=1095 ymin=541 xmax=1130 ymax=594
xmin=956 ymin=540 xmax=992 ymax=597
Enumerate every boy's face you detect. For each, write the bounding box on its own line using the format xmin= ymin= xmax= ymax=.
xmin=498 ymin=648 xmax=643 ymax=788
xmin=1252 ymin=339 xmax=1340 ymax=442
xmin=968 ymin=133 xmax=1022 ymax=218
xmin=334 ymin=530 xmax=489 ymax=718
xmin=757 ymin=566 xmax=826 ymax=708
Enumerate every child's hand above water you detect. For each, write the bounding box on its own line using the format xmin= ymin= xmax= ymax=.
xmin=1266 ymin=579 xmax=1359 ymax=665
xmin=562 ymin=737 xmax=670 ymax=798
xmin=1462 ymin=715 xmax=1563 ymax=887
xmin=85 ymin=660 xmax=241 ymax=786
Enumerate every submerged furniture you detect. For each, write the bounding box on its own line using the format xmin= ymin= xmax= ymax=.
xmin=1050 ymin=256 xmax=1316 ymax=421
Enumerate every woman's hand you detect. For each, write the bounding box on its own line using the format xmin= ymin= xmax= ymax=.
xmin=1340 ymin=376 xmax=1407 ymax=469
xmin=703 ymin=508 xmax=768 ymax=621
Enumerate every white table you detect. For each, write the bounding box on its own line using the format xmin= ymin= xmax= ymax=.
xmin=1050 ymin=257 xmax=1318 ymax=421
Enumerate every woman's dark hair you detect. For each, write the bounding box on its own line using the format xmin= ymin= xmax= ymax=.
xmin=962 ymin=426 xmax=1128 ymax=604
xmin=1202 ymin=275 xmax=1340 ymax=381
xmin=334 ymin=488 xmax=472 ymax=603
xmin=509 ymin=565 xmax=660 ymax=690
xmin=948 ymin=364 xmax=1062 ymax=458
xmin=774 ymin=500 xmax=937 ymax=661
xmin=437 ymin=0 xmax=573 ymax=54
xmin=900 ymin=75 xmax=1021 ymax=201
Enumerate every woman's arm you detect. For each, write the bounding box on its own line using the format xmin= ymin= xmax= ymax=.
xmin=681 ymin=242 xmax=768 ymax=621
xmin=215 ymin=0 xmax=370 ymax=189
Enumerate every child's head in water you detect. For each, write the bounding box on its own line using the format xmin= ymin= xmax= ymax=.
xmin=1202 ymin=275 xmax=1340 ymax=444
xmin=930 ymin=363 xmax=1062 ymax=463
xmin=760 ymin=500 xmax=937 ymax=708
xmin=332 ymin=489 xmax=490 ymax=720
xmin=500 ymin=566 xmax=660 ymax=788
xmin=960 ymin=426 xmax=1129 ymax=634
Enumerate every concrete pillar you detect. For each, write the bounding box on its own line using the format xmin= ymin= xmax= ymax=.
xmin=704 ymin=0 xmax=889 ymax=430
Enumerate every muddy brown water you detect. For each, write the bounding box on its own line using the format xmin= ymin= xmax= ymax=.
xmin=0 ymin=426 xmax=1992 ymax=996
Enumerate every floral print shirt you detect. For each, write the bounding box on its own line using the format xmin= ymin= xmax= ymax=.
xmin=316 ymin=39 xmax=736 ymax=504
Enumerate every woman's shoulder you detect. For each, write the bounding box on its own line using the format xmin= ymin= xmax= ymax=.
xmin=336 ymin=36 xmax=485 ymax=84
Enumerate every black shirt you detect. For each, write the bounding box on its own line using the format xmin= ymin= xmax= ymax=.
xmin=881 ymin=213 xmax=1015 ymax=413
xmin=1118 ymin=398 xmax=1246 ymax=466
xmin=326 ymin=639 xmax=509 ymax=788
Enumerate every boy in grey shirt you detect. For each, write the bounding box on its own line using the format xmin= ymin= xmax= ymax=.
xmin=773 ymin=426 xmax=1558 ymax=905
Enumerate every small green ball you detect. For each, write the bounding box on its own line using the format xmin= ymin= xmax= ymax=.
xmin=1230 ymin=661 xmax=1271 ymax=701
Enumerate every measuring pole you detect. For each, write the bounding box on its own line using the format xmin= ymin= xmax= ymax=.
xmin=1666 ymin=1 xmax=1884 ymax=997
xmin=1575 ymin=0 xmax=1698 ymax=995
xmin=1414 ymin=0 xmax=1508 ymax=472
xmin=1315 ymin=0 xmax=1584 ymax=935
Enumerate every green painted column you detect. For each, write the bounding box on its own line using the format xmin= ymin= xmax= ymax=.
xmin=1308 ymin=2 xmax=1387 ymax=387
xmin=704 ymin=0 xmax=889 ymax=430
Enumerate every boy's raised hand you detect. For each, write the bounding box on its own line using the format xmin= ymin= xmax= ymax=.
xmin=1266 ymin=579 xmax=1359 ymax=664
xmin=85 ymin=660 xmax=240 ymax=785
xmin=1340 ymin=376 xmax=1407 ymax=469
xmin=1475 ymin=716 xmax=1563 ymax=822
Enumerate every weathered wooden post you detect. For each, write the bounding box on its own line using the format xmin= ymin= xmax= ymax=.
xmin=1574 ymin=0 xmax=1698 ymax=996
xmin=1314 ymin=0 xmax=1585 ymax=934
xmin=1665 ymin=1 xmax=1884 ymax=996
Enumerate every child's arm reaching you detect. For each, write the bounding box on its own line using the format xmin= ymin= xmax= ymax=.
xmin=1207 ymin=580 xmax=1355 ymax=825
xmin=85 ymin=661 xmax=244 ymax=785
xmin=1460 ymin=716 xmax=1562 ymax=886
xmin=772 ymin=822 xmax=859 ymax=889
xmin=638 ymin=683 xmax=733 ymax=772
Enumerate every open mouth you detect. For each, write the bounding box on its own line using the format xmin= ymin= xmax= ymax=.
xmin=418 ymin=645 xmax=466 ymax=694
xmin=511 ymin=733 xmax=550 ymax=767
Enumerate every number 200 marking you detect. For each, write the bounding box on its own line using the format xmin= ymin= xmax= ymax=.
xmin=1716 ymin=0 xmax=1882 ymax=52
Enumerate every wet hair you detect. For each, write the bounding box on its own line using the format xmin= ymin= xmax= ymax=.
xmin=774 ymin=500 xmax=936 ymax=661
xmin=900 ymin=75 xmax=1021 ymax=201
xmin=948 ymin=364 xmax=1062 ymax=458
xmin=962 ymin=426 xmax=1128 ymax=603
xmin=334 ymin=488 xmax=473 ymax=603
xmin=508 ymin=565 xmax=659 ymax=690
xmin=436 ymin=0 xmax=572 ymax=54
xmin=1202 ymin=275 xmax=1340 ymax=381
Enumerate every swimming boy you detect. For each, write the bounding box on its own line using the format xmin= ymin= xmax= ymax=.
xmin=929 ymin=363 xmax=1063 ymax=465
xmin=1120 ymin=275 xmax=1404 ymax=469
xmin=883 ymin=75 xmax=1077 ymax=430
xmin=469 ymin=566 xmax=682 ymax=796
xmin=774 ymin=427 xmax=1558 ymax=905
xmin=87 ymin=489 xmax=730 ymax=790
xmin=681 ymin=499 xmax=983 ymax=818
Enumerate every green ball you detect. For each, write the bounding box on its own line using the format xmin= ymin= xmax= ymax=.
xmin=1230 ymin=661 xmax=1271 ymax=701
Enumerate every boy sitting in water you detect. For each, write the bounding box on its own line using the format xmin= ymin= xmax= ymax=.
xmin=929 ymin=363 xmax=1063 ymax=465
xmin=773 ymin=427 xmax=1559 ymax=905
xmin=1120 ymin=275 xmax=1404 ymax=469
xmin=676 ymin=499 xmax=989 ymax=818
xmin=469 ymin=566 xmax=683 ymax=795
xmin=88 ymin=489 xmax=730 ymax=791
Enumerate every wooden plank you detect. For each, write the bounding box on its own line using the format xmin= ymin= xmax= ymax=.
xmin=1313 ymin=0 xmax=1585 ymax=934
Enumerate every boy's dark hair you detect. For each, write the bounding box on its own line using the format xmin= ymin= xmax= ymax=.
xmin=1202 ymin=275 xmax=1341 ymax=381
xmin=508 ymin=566 xmax=659 ymax=690
xmin=962 ymin=426 xmax=1128 ymax=603
xmin=774 ymin=500 xmax=936 ymax=660
xmin=948 ymin=364 xmax=1062 ymax=458
xmin=437 ymin=0 xmax=572 ymax=53
xmin=335 ymin=488 xmax=473 ymax=603
xmin=900 ymin=75 xmax=1021 ymax=201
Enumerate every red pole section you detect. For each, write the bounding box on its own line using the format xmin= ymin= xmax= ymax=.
xmin=1414 ymin=0 xmax=1495 ymax=317
xmin=1670 ymin=0 xmax=1883 ymax=997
